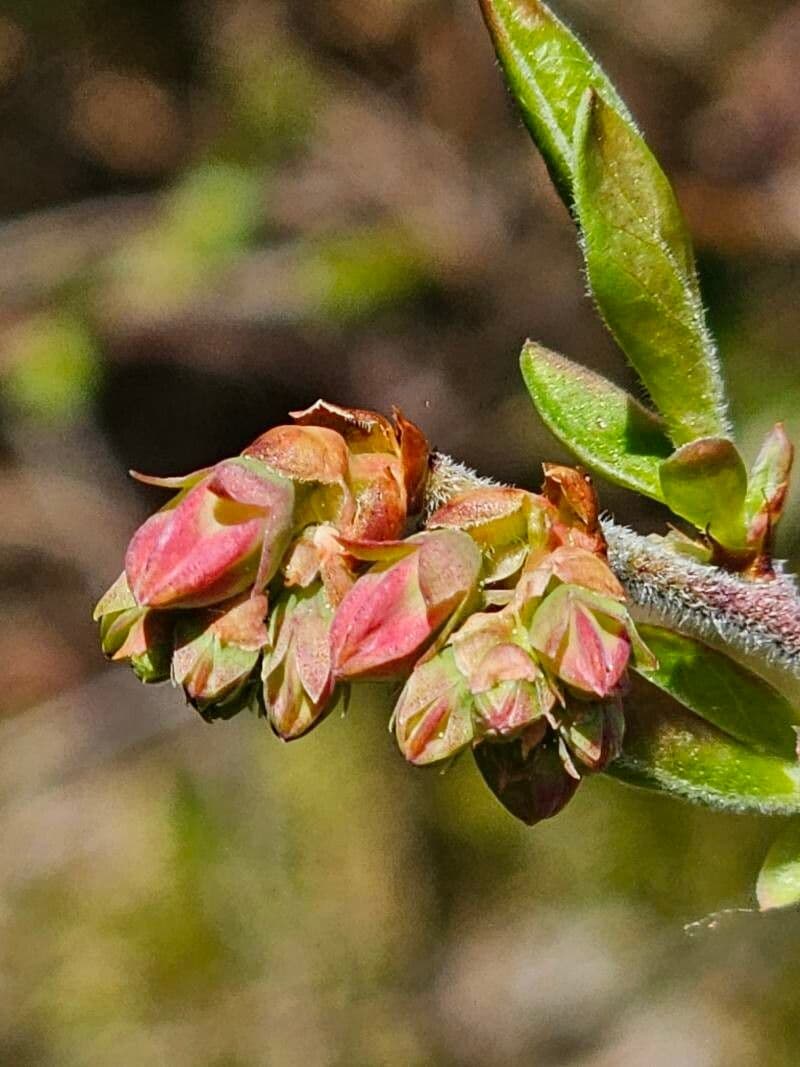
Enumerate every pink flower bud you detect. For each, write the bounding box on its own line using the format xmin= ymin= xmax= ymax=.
xmin=449 ymin=611 xmax=556 ymax=739
xmin=529 ymin=584 xmax=654 ymax=698
xmin=394 ymin=647 xmax=475 ymax=764
xmin=282 ymin=524 xmax=356 ymax=607
xmin=125 ymin=457 xmax=294 ymax=609
xmin=330 ymin=529 xmax=482 ymax=681
xmin=243 ymin=424 xmax=354 ymax=527
xmin=429 ymin=487 xmax=551 ymax=583
xmin=513 ymin=544 xmax=625 ymax=608
xmin=474 ymin=733 xmax=580 ymax=825
xmin=345 ymin=452 xmax=407 ymax=541
xmin=289 ymin=400 xmax=430 ymax=517
xmin=746 ymin=422 xmax=794 ymax=574
xmin=263 ymin=586 xmax=335 ymax=740
xmin=244 ymin=400 xmax=430 ymax=533
xmin=172 ymin=593 xmax=268 ymax=719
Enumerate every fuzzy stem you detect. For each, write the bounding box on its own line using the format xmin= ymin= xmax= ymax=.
xmin=425 ymin=452 xmax=800 ymax=696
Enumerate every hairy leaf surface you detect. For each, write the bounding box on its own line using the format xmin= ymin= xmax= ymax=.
xmin=574 ymin=92 xmax=730 ymax=443
xmin=520 ymin=342 xmax=671 ymax=499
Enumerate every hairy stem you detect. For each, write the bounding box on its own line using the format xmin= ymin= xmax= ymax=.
xmin=425 ymin=452 xmax=800 ymax=697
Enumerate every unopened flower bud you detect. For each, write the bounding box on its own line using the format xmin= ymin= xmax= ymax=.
xmin=330 ymin=529 xmax=481 ymax=681
xmin=529 ymin=584 xmax=654 ymax=698
xmin=126 ymin=458 xmax=294 ymax=609
xmin=289 ymin=399 xmax=430 ymax=517
xmin=94 ymin=572 xmax=172 ymax=683
xmin=449 ymin=611 xmax=556 ymax=739
xmin=474 ymin=732 xmax=580 ymax=825
xmin=243 ymin=423 xmax=354 ymax=527
xmin=746 ymin=423 xmax=794 ymax=573
xmin=345 ymin=451 xmax=407 ymax=541
xmin=429 ymin=487 xmax=550 ymax=583
xmin=541 ymin=463 xmax=606 ymax=555
xmin=172 ymin=593 xmax=268 ymax=720
xmin=513 ymin=544 xmax=625 ymax=616
xmin=244 ymin=400 xmax=430 ymax=535
xmin=394 ymin=646 xmax=475 ymax=764
xmin=263 ymin=585 xmax=335 ymax=740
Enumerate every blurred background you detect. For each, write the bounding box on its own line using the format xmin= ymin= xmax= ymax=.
xmin=1 ymin=0 xmax=800 ymax=1063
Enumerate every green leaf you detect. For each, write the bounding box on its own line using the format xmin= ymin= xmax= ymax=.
xmin=757 ymin=821 xmax=800 ymax=911
xmin=659 ymin=437 xmax=747 ymax=546
xmin=520 ymin=341 xmax=672 ymax=499
xmin=574 ymin=91 xmax=730 ymax=444
xmin=608 ymin=674 xmax=800 ymax=815
xmin=478 ymin=0 xmax=632 ymax=203
xmin=636 ymin=625 xmax=800 ymax=760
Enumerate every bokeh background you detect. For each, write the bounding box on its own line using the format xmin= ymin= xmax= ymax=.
xmin=1 ymin=1 xmax=800 ymax=1063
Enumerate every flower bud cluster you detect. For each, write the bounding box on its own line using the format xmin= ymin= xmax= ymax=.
xmin=95 ymin=400 xmax=429 ymax=731
xmin=96 ymin=403 xmax=654 ymax=825
xmin=394 ymin=465 xmax=655 ymax=824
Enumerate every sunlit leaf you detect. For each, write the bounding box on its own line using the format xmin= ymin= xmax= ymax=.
xmin=608 ymin=675 xmax=800 ymax=815
xmin=659 ymin=437 xmax=747 ymax=546
xmin=574 ymin=91 xmax=730 ymax=444
xmin=520 ymin=341 xmax=671 ymax=499
xmin=636 ymin=625 xmax=800 ymax=760
xmin=478 ymin=0 xmax=632 ymax=202
xmin=757 ymin=820 xmax=800 ymax=911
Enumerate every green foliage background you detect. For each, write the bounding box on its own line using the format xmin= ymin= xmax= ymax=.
xmin=1 ymin=1 xmax=800 ymax=1063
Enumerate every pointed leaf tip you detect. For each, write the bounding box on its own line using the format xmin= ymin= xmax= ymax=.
xmin=478 ymin=0 xmax=632 ymax=203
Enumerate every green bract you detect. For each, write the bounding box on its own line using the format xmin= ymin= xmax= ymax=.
xmin=658 ymin=438 xmax=748 ymax=548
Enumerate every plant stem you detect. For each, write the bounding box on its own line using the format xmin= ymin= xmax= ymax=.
xmin=425 ymin=452 xmax=800 ymax=696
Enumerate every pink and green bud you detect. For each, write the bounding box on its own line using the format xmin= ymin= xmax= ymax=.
xmin=263 ymin=585 xmax=335 ymax=740
xmin=513 ymin=544 xmax=625 ymax=615
xmin=449 ymin=611 xmax=556 ymax=739
xmin=244 ymin=423 xmax=354 ymax=527
xmin=529 ymin=584 xmax=654 ymax=698
xmin=172 ymin=593 xmax=269 ymax=720
xmin=394 ymin=647 xmax=475 ymax=764
xmin=429 ymin=487 xmax=551 ymax=583
xmin=345 ymin=451 xmax=408 ymax=542
xmin=289 ymin=399 xmax=430 ymax=518
xmin=126 ymin=458 xmax=295 ymax=609
xmin=244 ymin=400 xmax=430 ymax=536
xmin=474 ymin=732 xmax=581 ymax=826
xmin=94 ymin=572 xmax=173 ymax=683
xmin=745 ymin=422 xmax=794 ymax=571
xmin=282 ymin=523 xmax=356 ymax=606
xmin=330 ymin=529 xmax=482 ymax=681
